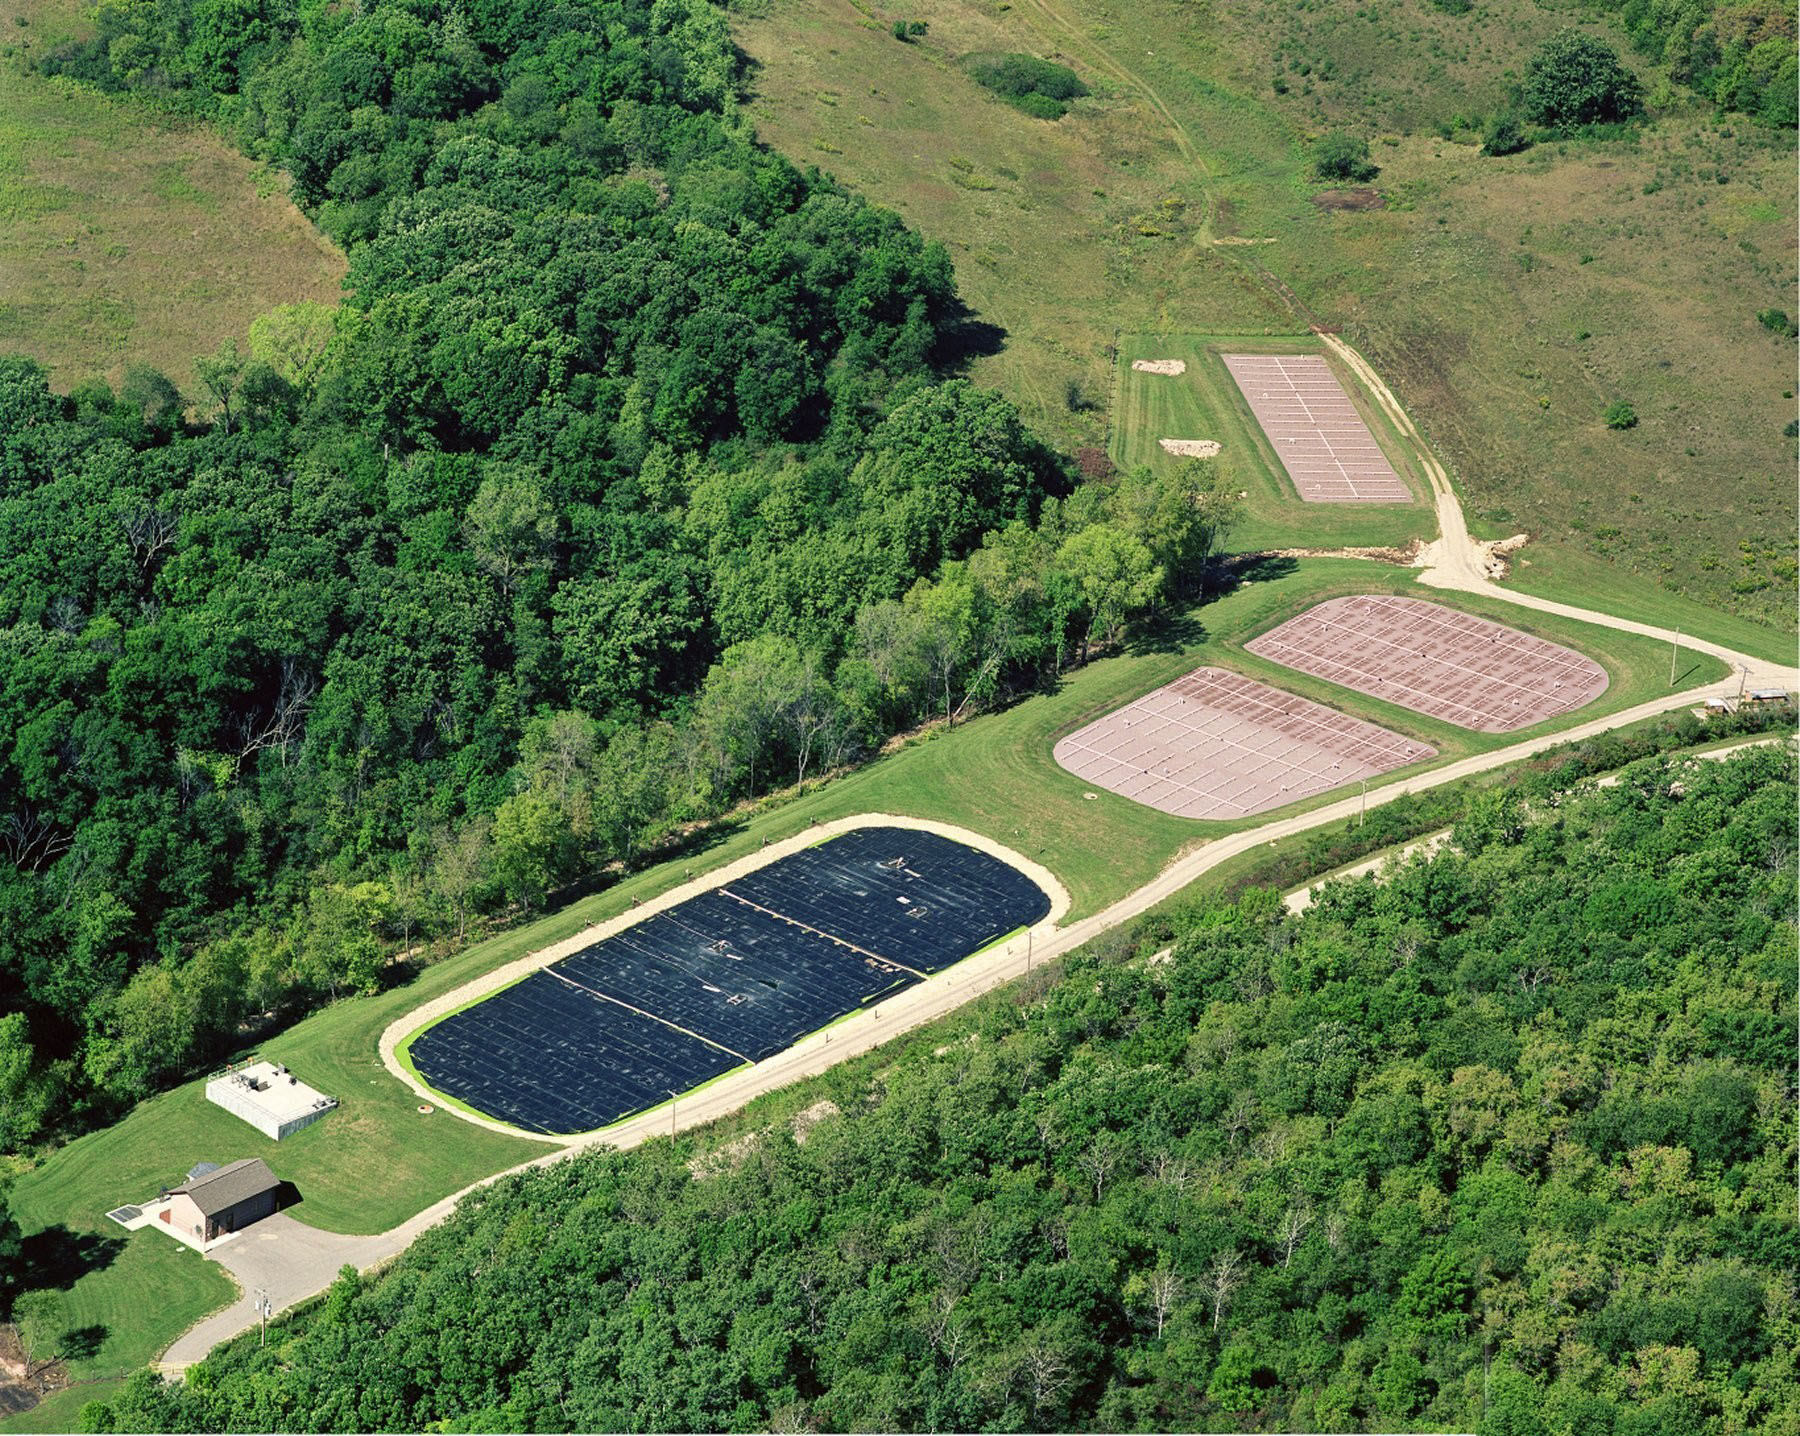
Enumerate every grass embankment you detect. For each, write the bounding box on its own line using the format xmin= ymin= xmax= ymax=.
xmin=5 ymin=557 xmax=1725 ymax=1374
xmin=0 ymin=0 xmax=344 ymax=390
xmin=734 ymin=0 xmax=1796 ymax=631
xmin=1110 ymin=331 xmax=1435 ymax=552
xmin=1501 ymin=543 xmax=1794 ymax=669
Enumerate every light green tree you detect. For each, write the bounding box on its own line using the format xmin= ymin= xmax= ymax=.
xmin=193 ymin=338 xmax=245 ymax=434
xmin=463 ymin=467 xmax=558 ymax=597
xmin=491 ymin=792 xmax=569 ymax=912
xmin=248 ymin=301 xmax=339 ymax=392
xmin=1056 ymin=524 xmax=1162 ymax=655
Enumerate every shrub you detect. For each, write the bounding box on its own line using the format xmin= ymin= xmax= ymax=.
xmin=1013 ymin=91 xmax=1067 ymax=120
xmin=1757 ymin=308 xmax=1797 ymax=337
xmin=967 ymin=53 xmax=1088 ymax=119
xmin=1784 ymin=419 xmax=1798 ymax=438
xmin=1604 ymin=400 xmax=1638 ymax=430
xmin=1522 ymin=30 xmax=1641 ymax=129
xmin=1312 ymin=132 xmax=1379 ymax=182
xmin=1064 ymin=377 xmax=1100 ymax=413
xmin=1482 ymin=113 xmax=1531 ymax=156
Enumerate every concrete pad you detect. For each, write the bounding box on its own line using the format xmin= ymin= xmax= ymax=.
xmin=1223 ymin=353 xmax=1412 ymax=503
xmin=1053 ymin=666 xmax=1435 ymax=820
xmin=1246 ymin=594 xmax=1609 ymax=732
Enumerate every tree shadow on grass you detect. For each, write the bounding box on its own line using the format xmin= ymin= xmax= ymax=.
xmin=1215 ymin=553 xmax=1301 ymax=592
xmin=59 ymin=1326 xmax=107 ymax=1363
xmin=1123 ymin=609 xmax=1209 ymax=658
xmin=17 ymin=1227 xmax=124 ymax=1294
xmin=932 ymin=297 xmax=1008 ymax=376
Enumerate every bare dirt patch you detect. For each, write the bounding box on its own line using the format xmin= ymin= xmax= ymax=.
xmin=1132 ymin=359 xmax=1188 ymax=375
xmin=1158 ymin=438 xmax=1221 ymax=458
xmin=0 ymin=1324 xmax=67 ymax=1418
xmin=688 ymin=1129 xmax=762 ymax=1178
xmin=1243 ymin=540 xmax=1425 ymax=566
xmin=791 ymin=1099 xmax=841 ymax=1146
xmin=1311 ymin=187 xmax=1386 ymax=211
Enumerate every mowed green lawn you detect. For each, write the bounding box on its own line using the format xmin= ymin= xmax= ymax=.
xmin=5 ymin=557 xmax=1724 ymax=1382
xmin=0 ymin=1230 xmax=229 ymax=1399
xmin=0 ymin=1200 xmax=227 ymax=1430
xmin=1111 ymin=333 xmax=1437 ymax=553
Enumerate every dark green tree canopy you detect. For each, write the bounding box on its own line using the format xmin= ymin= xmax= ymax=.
xmin=1312 ymin=132 xmax=1380 ymax=183
xmin=1521 ymin=29 xmax=1643 ymax=128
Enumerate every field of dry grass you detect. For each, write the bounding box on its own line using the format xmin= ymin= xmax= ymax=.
xmin=735 ymin=0 xmax=1291 ymax=455
xmin=734 ymin=0 xmax=1796 ymax=640
xmin=1288 ymin=129 xmax=1797 ymax=629
xmin=0 ymin=0 xmax=345 ymax=392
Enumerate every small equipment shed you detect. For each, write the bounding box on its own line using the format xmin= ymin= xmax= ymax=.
xmin=160 ymin=1158 xmax=282 ymax=1243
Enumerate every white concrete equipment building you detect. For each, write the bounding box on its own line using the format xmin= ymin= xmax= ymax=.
xmin=205 ymin=1060 xmax=338 ymax=1140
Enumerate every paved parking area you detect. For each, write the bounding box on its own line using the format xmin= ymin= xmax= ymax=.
xmin=160 ymin=1214 xmax=406 ymax=1366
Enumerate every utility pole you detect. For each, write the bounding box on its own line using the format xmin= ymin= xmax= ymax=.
xmin=1737 ymin=664 xmax=1749 ymax=702
xmin=667 ymin=1090 xmax=678 ymax=1140
xmin=1026 ymin=928 xmax=1033 ymax=974
xmin=1670 ymin=628 xmax=1680 ymax=686
xmin=1360 ymin=778 xmax=1368 ymax=828
xmin=255 ymin=1289 xmax=272 ymax=1347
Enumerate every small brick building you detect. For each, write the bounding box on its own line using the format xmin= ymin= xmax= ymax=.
xmin=161 ymin=1157 xmax=282 ymax=1243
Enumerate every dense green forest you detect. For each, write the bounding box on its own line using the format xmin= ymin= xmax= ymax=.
xmin=0 ymin=0 xmax=1241 ymax=1149
xmin=1604 ymin=0 xmax=1798 ymax=125
xmin=80 ymin=747 xmax=1798 ymax=1433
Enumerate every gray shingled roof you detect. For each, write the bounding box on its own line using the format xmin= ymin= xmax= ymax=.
xmin=175 ymin=1157 xmax=280 ymax=1217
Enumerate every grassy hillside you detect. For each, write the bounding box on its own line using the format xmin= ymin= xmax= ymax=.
xmin=733 ymin=0 xmax=1797 ymax=633
xmin=0 ymin=0 xmax=344 ymax=390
